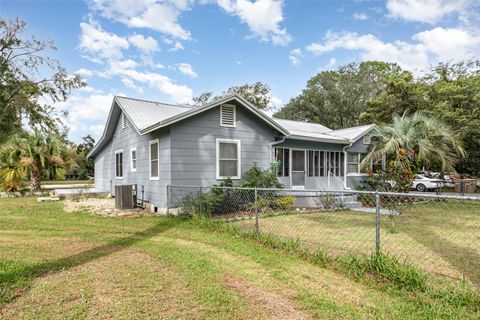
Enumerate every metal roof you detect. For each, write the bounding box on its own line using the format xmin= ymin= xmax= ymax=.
xmin=273 ymin=118 xmax=332 ymax=134
xmin=328 ymin=124 xmax=377 ymax=141
xmin=115 ymin=96 xmax=189 ymax=132
xmin=88 ymin=95 xmax=376 ymax=158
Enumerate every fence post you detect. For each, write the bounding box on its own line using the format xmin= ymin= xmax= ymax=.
xmin=166 ymin=185 xmax=170 ymax=214
xmin=199 ymin=186 xmax=203 ymax=214
xmin=255 ymin=188 xmax=259 ymax=239
xmin=375 ymin=191 xmax=381 ymax=255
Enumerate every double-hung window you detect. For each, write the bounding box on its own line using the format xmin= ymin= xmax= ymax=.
xmin=149 ymin=139 xmax=159 ymax=180
xmin=130 ymin=147 xmax=137 ymax=172
xmin=115 ymin=150 xmax=123 ymax=179
xmin=216 ymin=139 xmax=241 ymax=179
xmin=347 ymin=153 xmax=370 ymax=175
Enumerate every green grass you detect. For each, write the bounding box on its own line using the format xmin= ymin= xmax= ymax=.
xmin=234 ymin=201 xmax=480 ymax=286
xmin=0 ymin=198 xmax=479 ymax=319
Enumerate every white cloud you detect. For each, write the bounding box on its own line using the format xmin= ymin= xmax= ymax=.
xmin=176 ymin=63 xmax=198 ymax=78
xmin=352 ymin=12 xmax=368 ymax=21
xmin=55 ymin=92 xmax=114 ymax=141
xmin=78 ymin=19 xmax=193 ymax=103
xmin=386 ymin=0 xmax=472 ymax=24
xmin=128 ymin=34 xmax=159 ymax=54
xmin=288 ymin=48 xmax=304 ymax=66
xmin=326 ymin=57 xmax=336 ymax=68
xmin=168 ymin=41 xmax=185 ymax=52
xmin=218 ymin=0 xmax=293 ymax=46
xmin=305 ymin=27 xmax=480 ymax=72
xmin=88 ymin=0 xmax=192 ymax=40
xmin=121 ymin=78 xmax=144 ymax=93
xmin=79 ymin=19 xmax=129 ymax=61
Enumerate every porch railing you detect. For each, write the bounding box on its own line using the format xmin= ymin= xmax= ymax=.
xmin=327 ymin=171 xmax=345 ymax=190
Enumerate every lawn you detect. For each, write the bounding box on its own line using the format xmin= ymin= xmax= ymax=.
xmin=235 ymin=200 xmax=480 ymax=286
xmin=0 ymin=198 xmax=479 ymax=319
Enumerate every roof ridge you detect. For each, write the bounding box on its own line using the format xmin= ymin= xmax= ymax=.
xmin=115 ymin=95 xmax=190 ymax=109
xmin=273 ymin=117 xmax=329 ymax=126
xmin=330 ymin=124 xmax=374 ymax=132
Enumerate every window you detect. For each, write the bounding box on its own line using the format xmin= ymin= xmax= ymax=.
xmin=347 ymin=153 xmax=359 ymax=174
xmin=115 ymin=150 xmax=123 ymax=178
xmin=149 ymin=139 xmax=159 ymax=180
xmin=122 ymin=112 xmax=128 ymax=129
xmin=348 ymin=153 xmax=371 ymax=175
xmin=220 ymin=104 xmax=236 ymax=127
xmin=130 ymin=148 xmax=137 ymax=172
xmin=274 ymin=148 xmax=289 ymax=177
xmin=216 ymin=139 xmax=240 ymax=179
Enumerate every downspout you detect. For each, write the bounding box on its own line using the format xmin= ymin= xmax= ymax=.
xmin=342 ymin=141 xmax=354 ymax=190
xmin=269 ymin=136 xmax=287 ymax=163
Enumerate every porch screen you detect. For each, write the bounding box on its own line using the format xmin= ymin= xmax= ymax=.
xmin=275 ymin=148 xmax=289 ymax=177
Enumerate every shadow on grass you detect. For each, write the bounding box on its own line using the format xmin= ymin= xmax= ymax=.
xmin=400 ymin=226 xmax=480 ymax=285
xmin=0 ymin=221 xmax=173 ymax=306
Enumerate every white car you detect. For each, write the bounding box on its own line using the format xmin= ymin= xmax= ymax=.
xmin=412 ymin=175 xmax=444 ymax=192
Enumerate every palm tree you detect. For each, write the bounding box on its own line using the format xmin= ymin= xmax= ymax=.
xmin=364 ymin=112 xmax=465 ymax=172
xmin=0 ymin=130 xmax=65 ymax=191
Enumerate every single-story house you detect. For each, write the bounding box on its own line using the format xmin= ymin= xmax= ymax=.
xmin=87 ymin=94 xmax=379 ymax=212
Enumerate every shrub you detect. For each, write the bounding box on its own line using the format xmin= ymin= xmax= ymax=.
xmin=318 ymin=193 xmax=336 ymax=210
xmin=239 ymin=162 xmax=283 ymax=188
xmin=274 ymin=195 xmax=296 ymax=210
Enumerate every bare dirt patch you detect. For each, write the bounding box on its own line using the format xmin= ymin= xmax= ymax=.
xmin=224 ymin=274 xmax=308 ymax=320
xmin=64 ymin=198 xmax=147 ymax=216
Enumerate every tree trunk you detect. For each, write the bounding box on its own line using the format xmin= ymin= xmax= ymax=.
xmin=30 ymin=167 xmax=41 ymax=191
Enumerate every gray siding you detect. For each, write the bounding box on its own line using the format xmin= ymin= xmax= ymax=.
xmin=170 ymin=105 xmax=279 ymax=186
xmin=346 ymin=137 xmax=370 ymax=153
xmin=94 ymin=109 xmax=171 ymax=209
xmin=347 ymin=175 xmax=368 ymax=190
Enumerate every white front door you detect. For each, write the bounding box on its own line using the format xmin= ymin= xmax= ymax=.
xmin=291 ymin=150 xmax=305 ymax=189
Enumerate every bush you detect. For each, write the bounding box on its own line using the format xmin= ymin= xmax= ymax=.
xmin=274 ymin=195 xmax=296 ymax=210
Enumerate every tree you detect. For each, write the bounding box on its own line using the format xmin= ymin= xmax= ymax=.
xmin=364 ymin=112 xmax=465 ymax=174
xmin=0 ymin=130 xmax=65 ymax=191
xmin=274 ymin=61 xmax=404 ymax=129
xmin=360 ymin=60 xmax=480 ymax=175
xmin=191 ymin=82 xmax=273 ymax=110
xmin=0 ymin=17 xmax=85 ymax=143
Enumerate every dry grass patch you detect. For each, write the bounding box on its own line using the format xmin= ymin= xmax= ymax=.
xmin=1 ymin=249 xmax=201 ymax=320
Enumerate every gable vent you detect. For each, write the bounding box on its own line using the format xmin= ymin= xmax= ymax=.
xmin=122 ymin=112 xmax=128 ymax=129
xmin=220 ymin=104 xmax=236 ymax=127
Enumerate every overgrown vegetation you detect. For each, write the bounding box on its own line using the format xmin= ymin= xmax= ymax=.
xmin=275 ymin=60 xmax=480 ymax=176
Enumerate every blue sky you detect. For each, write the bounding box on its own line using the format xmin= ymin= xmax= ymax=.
xmin=2 ymin=0 xmax=479 ymax=142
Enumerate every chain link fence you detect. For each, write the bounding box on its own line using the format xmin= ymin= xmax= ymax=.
xmin=167 ymin=185 xmax=480 ymax=286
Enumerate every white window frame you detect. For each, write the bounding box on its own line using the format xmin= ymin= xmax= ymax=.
xmin=115 ymin=149 xmax=123 ymax=179
xmin=149 ymin=139 xmax=160 ymax=180
xmin=216 ymin=138 xmax=241 ymax=180
xmin=220 ymin=104 xmax=236 ymax=128
xmin=347 ymin=152 xmax=370 ymax=176
xmin=122 ymin=112 xmax=128 ymax=129
xmin=130 ymin=147 xmax=137 ymax=172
